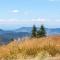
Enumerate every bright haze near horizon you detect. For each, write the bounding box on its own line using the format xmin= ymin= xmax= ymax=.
xmin=0 ymin=0 xmax=60 ymax=30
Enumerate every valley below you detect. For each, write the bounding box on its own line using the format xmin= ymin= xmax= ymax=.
xmin=0 ymin=27 xmax=60 ymax=45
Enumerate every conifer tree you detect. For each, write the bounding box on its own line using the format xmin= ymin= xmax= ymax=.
xmin=31 ymin=25 xmax=37 ymax=37
xmin=37 ymin=25 xmax=46 ymax=37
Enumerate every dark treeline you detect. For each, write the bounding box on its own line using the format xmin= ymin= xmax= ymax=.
xmin=31 ymin=25 xmax=46 ymax=38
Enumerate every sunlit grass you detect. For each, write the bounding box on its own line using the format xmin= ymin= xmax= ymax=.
xmin=0 ymin=36 xmax=60 ymax=60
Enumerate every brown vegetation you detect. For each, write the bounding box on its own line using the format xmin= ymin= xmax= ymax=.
xmin=0 ymin=36 xmax=60 ymax=60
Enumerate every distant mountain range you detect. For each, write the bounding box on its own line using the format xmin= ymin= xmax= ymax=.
xmin=15 ymin=27 xmax=60 ymax=35
xmin=46 ymin=28 xmax=60 ymax=35
xmin=0 ymin=27 xmax=60 ymax=45
xmin=15 ymin=27 xmax=32 ymax=33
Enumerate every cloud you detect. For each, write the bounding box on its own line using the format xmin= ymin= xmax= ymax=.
xmin=0 ymin=18 xmax=46 ymax=30
xmin=0 ymin=18 xmax=60 ymax=29
xmin=0 ymin=18 xmax=45 ymax=26
xmin=32 ymin=18 xmax=45 ymax=25
xmin=12 ymin=10 xmax=19 ymax=13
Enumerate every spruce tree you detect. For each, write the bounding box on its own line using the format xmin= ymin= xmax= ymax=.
xmin=37 ymin=25 xmax=46 ymax=37
xmin=37 ymin=29 xmax=41 ymax=37
xmin=40 ymin=25 xmax=46 ymax=37
xmin=31 ymin=25 xmax=37 ymax=37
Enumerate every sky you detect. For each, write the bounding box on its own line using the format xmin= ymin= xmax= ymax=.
xmin=0 ymin=0 xmax=60 ymax=30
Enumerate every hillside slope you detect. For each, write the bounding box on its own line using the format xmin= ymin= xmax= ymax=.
xmin=0 ymin=36 xmax=60 ymax=60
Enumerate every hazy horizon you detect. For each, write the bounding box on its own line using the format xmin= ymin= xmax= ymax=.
xmin=0 ymin=0 xmax=60 ymax=30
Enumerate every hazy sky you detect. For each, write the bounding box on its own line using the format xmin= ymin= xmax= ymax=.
xmin=0 ymin=0 xmax=60 ymax=30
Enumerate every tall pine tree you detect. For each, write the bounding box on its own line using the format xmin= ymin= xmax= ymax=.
xmin=31 ymin=25 xmax=37 ymax=37
xmin=37 ymin=25 xmax=46 ymax=37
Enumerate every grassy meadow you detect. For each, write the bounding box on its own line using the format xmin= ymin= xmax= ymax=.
xmin=0 ymin=36 xmax=60 ymax=60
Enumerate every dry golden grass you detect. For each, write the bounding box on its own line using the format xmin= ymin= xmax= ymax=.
xmin=0 ymin=36 xmax=60 ymax=60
